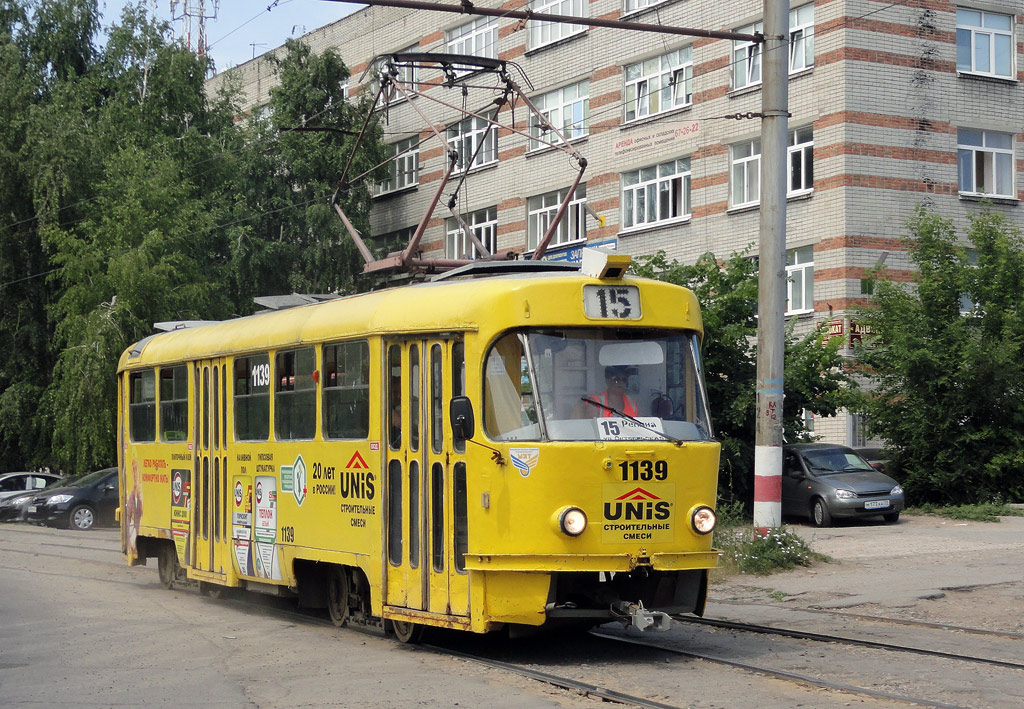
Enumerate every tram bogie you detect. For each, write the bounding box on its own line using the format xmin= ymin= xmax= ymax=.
xmin=117 ymin=258 xmax=720 ymax=638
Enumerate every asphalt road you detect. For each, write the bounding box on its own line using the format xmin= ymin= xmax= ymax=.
xmin=2 ymin=515 xmax=1022 ymax=708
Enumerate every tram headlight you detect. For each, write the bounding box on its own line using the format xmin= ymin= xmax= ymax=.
xmin=691 ymin=506 xmax=716 ymax=535
xmin=557 ymin=507 xmax=588 ymax=537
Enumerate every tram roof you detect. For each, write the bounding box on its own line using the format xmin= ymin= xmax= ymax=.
xmin=118 ymin=271 xmax=702 ymax=370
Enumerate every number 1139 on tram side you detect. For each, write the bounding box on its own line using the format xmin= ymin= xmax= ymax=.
xmin=117 ymin=252 xmax=720 ymax=640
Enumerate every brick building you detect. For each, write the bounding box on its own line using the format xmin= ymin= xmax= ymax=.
xmin=207 ymin=0 xmax=1023 ymax=445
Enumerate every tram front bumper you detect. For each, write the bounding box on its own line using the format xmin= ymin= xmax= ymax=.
xmin=463 ymin=550 xmax=719 ymax=573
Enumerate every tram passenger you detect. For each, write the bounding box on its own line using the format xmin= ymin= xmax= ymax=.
xmin=584 ymin=365 xmax=638 ymax=418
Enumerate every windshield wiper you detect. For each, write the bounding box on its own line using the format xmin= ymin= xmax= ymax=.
xmin=580 ymin=396 xmax=685 ymax=447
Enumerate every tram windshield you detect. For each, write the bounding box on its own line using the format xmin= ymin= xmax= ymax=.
xmin=483 ymin=328 xmax=713 ymax=443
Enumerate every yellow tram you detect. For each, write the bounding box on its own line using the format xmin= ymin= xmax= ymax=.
xmin=117 ymin=256 xmax=721 ymax=640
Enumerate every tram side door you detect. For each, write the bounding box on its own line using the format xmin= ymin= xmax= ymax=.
xmin=383 ymin=338 xmax=469 ymax=618
xmin=191 ymin=358 xmax=230 ymax=577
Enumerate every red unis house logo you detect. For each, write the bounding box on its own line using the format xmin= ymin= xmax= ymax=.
xmin=603 ymin=487 xmax=671 ymax=521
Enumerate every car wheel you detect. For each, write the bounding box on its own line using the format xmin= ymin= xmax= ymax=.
xmin=812 ymin=498 xmax=832 ymax=528
xmin=69 ymin=505 xmax=95 ymax=531
xmin=883 ymin=511 xmax=900 ymax=523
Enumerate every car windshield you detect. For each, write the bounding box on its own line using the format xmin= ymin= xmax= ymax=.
xmin=67 ymin=468 xmax=113 ymax=487
xmin=482 ymin=327 xmax=713 ymax=443
xmin=803 ymin=449 xmax=875 ymax=474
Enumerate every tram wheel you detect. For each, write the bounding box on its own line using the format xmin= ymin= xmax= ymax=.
xmin=390 ymin=619 xmax=424 ymax=644
xmin=327 ymin=567 xmax=350 ymax=627
xmin=157 ymin=543 xmax=180 ymax=590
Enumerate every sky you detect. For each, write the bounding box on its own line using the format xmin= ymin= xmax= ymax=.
xmin=101 ymin=0 xmax=360 ymax=73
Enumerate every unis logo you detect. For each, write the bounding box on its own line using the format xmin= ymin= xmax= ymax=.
xmin=340 ymin=452 xmax=375 ymax=500
xmin=603 ymin=487 xmax=671 ymax=521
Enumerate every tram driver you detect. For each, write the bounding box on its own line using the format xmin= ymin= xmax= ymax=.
xmin=583 ymin=365 xmax=638 ymax=418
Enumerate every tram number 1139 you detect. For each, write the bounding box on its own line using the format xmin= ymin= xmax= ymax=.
xmin=619 ymin=460 xmax=668 ymax=481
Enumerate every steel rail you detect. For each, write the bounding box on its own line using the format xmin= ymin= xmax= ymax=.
xmin=591 ymin=631 xmax=965 ymax=709
xmin=710 ymin=598 xmax=1024 ymax=640
xmin=675 ymin=616 xmax=1024 ymax=671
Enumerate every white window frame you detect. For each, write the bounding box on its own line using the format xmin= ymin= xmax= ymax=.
xmin=528 ymin=0 xmax=587 ymax=50
xmin=788 ymin=126 xmax=813 ymax=196
xmin=957 ymin=129 xmax=1014 ymax=198
xmin=621 ymin=158 xmax=691 ymax=231
xmin=730 ymin=139 xmax=761 ymax=208
xmin=624 ymin=0 xmax=668 ymax=14
xmin=785 ymin=245 xmax=814 ymax=315
xmin=446 ymin=16 xmax=498 ymax=74
xmin=732 ymin=21 xmax=763 ymax=90
xmin=789 ymin=4 xmax=814 ymax=72
xmin=956 ymin=9 xmax=1014 ymax=79
xmin=529 ymin=80 xmax=589 ymax=151
xmin=624 ymin=47 xmax=693 ymax=123
xmin=374 ymin=136 xmax=419 ymax=196
xmin=447 ymin=112 xmax=498 ymax=171
xmin=527 ymin=185 xmax=587 ymax=250
xmin=445 ymin=206 xmax=498 ymax=259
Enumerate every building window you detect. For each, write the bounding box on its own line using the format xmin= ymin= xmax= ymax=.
xmin=529 ymin=80 xmax=589 ymax=150
xmin=446 ymin=16 xmax=498 ymax=73
xmin=788 ymin=126 xmax=813 ymax=195
xmin=957 ymin=129 xmax=1014 ymax=198
xmin=527 ymin=185 xmax=587 ymax=250
xmin=529 ymin=0 xmax=586 ymax=50
xmin=375 ymin=136 xmax=419 ymax=195
xmin=956 ymin=9 xmax=1013 ymax=79
xmin=621 ymin=158 xmax=691 ymax=230
xmin=624 ymin=0 xmax=666 ymax=13
xmin=625 ymin=46 xmax=692 ymax=122
xmin=446 ymin=206 xmax=498 ymax=258
xmin=371 ymin=226 xmax=415 ymax=260
xmin=730 ymin=139 xmax=761 ymax=208
xmin=732 ymin=21 xmax=763 ymax=89
xmin=786 ymin=245 xmax=814 ymax=315
xmin=447 ymin=112 xmax=497 ymax=171
xmin=789 ymin=4 xmax=814 ymax=72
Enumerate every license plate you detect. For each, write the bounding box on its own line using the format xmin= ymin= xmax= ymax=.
xmin=864 ymin=500 xmax=890 ymax=510
xmin=27 ymin=505 xmax=37 ymax=513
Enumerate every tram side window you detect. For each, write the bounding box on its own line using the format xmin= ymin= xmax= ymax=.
xmin=451 ymin=341 xmax=465 ymax=453
xmin=234 ymin=355 xmax=270 ymax=441
xmin=483 ymin=333 xmax=538 ymax=441
xmin=276 ymin=348 xmax=316 ymax=440
xmin=323 ymin=341 xmax=369 ymax=439
xmin=454 ymin=462 xmax=468 ymax=574
xmin=129 ymin=370 xmax=156 ymax=442
xmin=159 ymin=365 xmax=188 ymax=442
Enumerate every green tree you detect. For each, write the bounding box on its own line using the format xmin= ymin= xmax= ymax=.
xmin=225 ymin=39 xmax=385 ymax=307
xmin=854 ymin=207 xmax=1024 ymax=504
xmin=634 ymin=251 xmax=854 ymax=505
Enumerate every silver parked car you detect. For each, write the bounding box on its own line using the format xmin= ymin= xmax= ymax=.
xmin=0 ymin=471 xmax=62 ymax=502
xmin=782 ymin=443 xmax=904 ymax=527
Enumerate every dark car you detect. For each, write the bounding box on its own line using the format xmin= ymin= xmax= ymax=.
xmin=26 ymin=467 xmax=119 ymax=531
xmin=782 ymin=443 xmax=904 ymax=527
xmin=0 ymin=471 xmax=62 ymax=502
xmin=854 ymin=447 xmax=892 ymax=474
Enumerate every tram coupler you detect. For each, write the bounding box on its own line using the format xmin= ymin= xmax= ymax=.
xmin=611 ymin=600 xmax=672 ymax=632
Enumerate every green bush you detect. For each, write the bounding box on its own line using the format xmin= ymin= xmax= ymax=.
xmin=907 ymin=503 xmax=1024 ymax=523
xmin=715 ymin=526 xmax=829 ymax=576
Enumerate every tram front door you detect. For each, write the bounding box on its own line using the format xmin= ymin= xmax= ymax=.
xmin=383 ymin=337 xmax=469 ymax=619
xmin=191 ymin=358 xmax=230 ymax=578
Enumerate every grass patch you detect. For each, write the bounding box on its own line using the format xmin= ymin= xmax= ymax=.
xmin=905 ymin=503 xmax=1024 ymax=522
xmin=712 ymin=503 xmax=830 ymax=577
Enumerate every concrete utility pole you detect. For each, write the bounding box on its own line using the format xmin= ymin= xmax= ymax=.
xmin=753 ymin=0 xmax=789 ymax=532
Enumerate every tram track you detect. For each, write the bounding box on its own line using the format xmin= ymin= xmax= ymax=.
xmin=674 ymin=616 xmax=1024 ymax=670
xmin=590 ymin=630 xmax=963 ymax=709
xmin=711 ymin=597 xmax=1024 ymax=640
